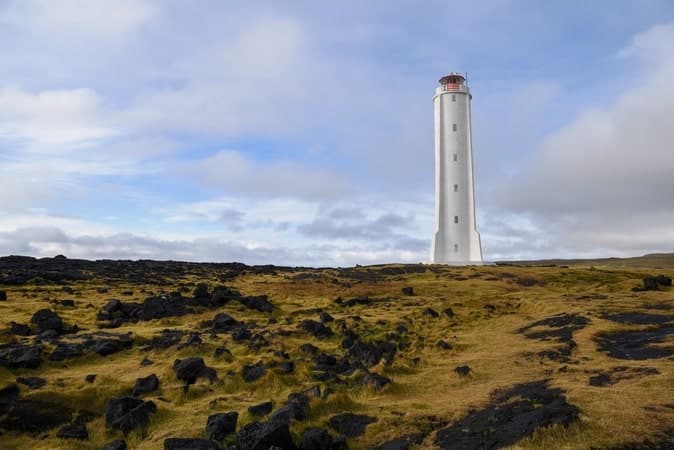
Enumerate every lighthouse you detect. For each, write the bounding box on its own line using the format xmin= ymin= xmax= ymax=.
xmin=431 ymin=73 xmax=483 ymax=264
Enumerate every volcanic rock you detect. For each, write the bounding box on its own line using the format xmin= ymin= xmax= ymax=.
xmin=56 ymin=423 xmax=89 ymax=440
xmin=133 ymin=374 xmax=159 ymax=396
xmin=237 ymin=420 xmax=296 ymax=450
xmin=206 ymin=411 xmax=238 ymax=440
xmin=105 ymin=396 xmax=157 ymax=434
xmin=328 ymin=413 xmax=377 ymax=437
xmin=164 ymin=438 xmax=221 ymax=450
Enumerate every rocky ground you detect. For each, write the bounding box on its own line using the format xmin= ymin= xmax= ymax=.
xmin=0 ymin=255 xmax=673 ymax=449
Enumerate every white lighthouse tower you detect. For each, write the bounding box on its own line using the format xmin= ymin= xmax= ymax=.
xmin=431 ymin=73 xmax=483 ymax=264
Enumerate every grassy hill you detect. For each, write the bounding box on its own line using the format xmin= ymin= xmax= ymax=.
xmin=0 ymin=255 xmax=673 ymax=449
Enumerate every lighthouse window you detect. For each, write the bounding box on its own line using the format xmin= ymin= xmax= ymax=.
xmin=454 ymin=244 xmax=459 ymax=252
xmin=454 ymin=184 xmax=458 ymax=192
xmin=452 ymin=94 xmax=456 ymax=102
xmin=454 ymin=216 xmax=459 ymax=224
xmin=452 ymin=123 xmax=457 ymax=132
xmin=453 ymin=153 xmax=457 ymax=162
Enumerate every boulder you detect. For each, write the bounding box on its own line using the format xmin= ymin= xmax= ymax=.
xmin=57 ymin=423 xmax=89 ymax=440
xmin=0 ymin=384 xmax=20 ymax=415
xmin=269 ymin=402 xmax=306 ymax=424
xmin=9 ymin=322 xmax=31 ymax=336
xmin=248 ymin=401 xmax=273 ymax=417
xmin=436 ymin=340 xmax=453 ymax=350
xmin=328 ymin=413 xmax=377 ymax=437
xmin=49 ymin=343 xmax=85 ymax=361
xmin=173 ymin=358 xmax=217 ymax=386
xmin=319 ymin=312 xmax=334 ymax=323
xmin=102 ymin=440 xmax=127 ymax=450
xmin=16 ymin=376 xmax=47 ymax=390
xmin=422 ymin=308 xmax=439 ymax=318
xmin=363 ymin=372 xmax=392 ymax=391
xmin=0 ymin=399 xmax=74 ymax=432
xmin=206 ymin=411 xmax=239 ymax=440
xmin=242 ymin=295 xmax=274 ymax=313
xmin=211 ymin=313 xmax=238 ymax=333
xmin=242 ymin=362 xmax=266 ymax=382
xmin=30 ymin=309 xmax=64 ymax=333
xmin=300 ymin=320 xmax=334 ymax=339
xmin=105 ymin=396 xmax=157 ymax=434
xmin=133 ymin=374 xmax=160 ymax=396
xmin=401 ymin=287 xmax=414 ymax=296
xmin=232 ymin=327 xmax=252 ymax=342
xmin=0 ymin=290 xmax=6 ymax=301
xmin=299 ymin=427 xmax=333 ymax=450
xmin=442 ymin=307 xmax=455 ymax=318
xmin=0 ymin=343 xmax=42 ymax=369
xmin=164 ymin=438 xmax=221 ymax=450
xmin=237 ymin=420 xmax=296 ymax=450
xmin=372 ymin=433 xmax=426 ymax=450
xmin=454 ymin=365 xmax=471 ymax=377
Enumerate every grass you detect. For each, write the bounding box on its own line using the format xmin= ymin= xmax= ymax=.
xmin=0 ymin=257 xmax=673 ymax=449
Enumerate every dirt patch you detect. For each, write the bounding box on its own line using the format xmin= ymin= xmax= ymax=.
xmin=602 ymin=313 xmax=674 ymax=325
xmin=434 ymin=379 xmax=579 ymax=449
xmin=518 ymin=313 xmax=589 ymax=362
xmin=588 ymin=366 xmax=660 ymax=387
xmin=595 ymin=326 xmax=674 ymax=360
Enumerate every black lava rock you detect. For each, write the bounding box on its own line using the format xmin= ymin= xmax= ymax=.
xmin=16 ymin=376 xmax=47 ymax=390
xmin=299 ymin=427 xmax=333 ymax=450
xmin=0 ymin=290 xmax=6 ymax=301
xmin=211 ymin=313 xmax=238 ymax=332
xmin=319 ymin=312 xmax=334 ymax=323
xmin=30 ymin=309 xmax=64 ymax=334
xmin=85 ymin=374 xmax=97 ymax=383
xmin=248 ymin=401 xmax=273 ymax=416
xmin=363 ymin=372 xmax=392 ymax=391
xmin=0 ymin=342 xmax=42 ymax=369
xmin=105 ymin=396 xmax=157 ymax=434
xmin=436 ymin=340 xmax=453 ymax=350
xmin=57 ymin=423 xmax=89 ymax=440
xmin=206 ymin=411 xmax=239 ymax=441
xmin=173 ymin=358 xmax=217 ymax=386
xmin=242 ymin=295 xmax=274 ymax=313
xmin=401 ymin=287 xmax=414 ymax=296
xmin=242 ymin=362 xmax=266 ymax=382
xmin=164 ymin=438 xmax=221 ymax=450
xmin=454 ymin=365 xmax=471 ymax=376
xmin=9 ymin=322 xmax=31 ymax=336
xmin=237 ymin=420 xmax=296 ymax=450
xmin=422 ymin=308 xmax=439 ymax=318
xmin=300 ymin=320 xmax=334 ymax=338
xmin=442 ymin=307 xmax=455 ymax=318
xmin=328 ymin=413 xmax=377 ymax=437
xmin=0 ymin=384 xmax=20 ymax=415
xmin=133 ymin=374 xmax=159 ymax=396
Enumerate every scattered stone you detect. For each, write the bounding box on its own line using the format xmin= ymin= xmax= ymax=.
xmin=30 ymin=309 xmax=64 ymax=334
xmin=9 ymin=322 xmax=31 ymax=336
xmin=0 ymin=342 xmax=42 ymax=369
xmin=248 ymin=401 xmax=273 ymax=416
xmin=299 ymin=343 xmax=319 ymax=355
xmin=164 ymin=438 xmax=221 ymax=450
xmin=56 ymin=423 xmax=89 ymax=440
xmin=401 ymin=287 xmax=414 ymax=296
xmin=436 ymin=340 xmax=453 ymax=350
xmin=363 ymin=372 xmax=392 ymax=391
xmin=85 ymin=374 xmax=97 ymax=383
xmin=16 ymin=376 xmax=46 ymax=390
xmin=241 ymin=295 xmax=274 ymax=313
xmin=0 ymin=290 xmax=6 ymax=301
xmin=635 ymin=275 xmax=673 ymax=291
xmin=133 ymin=374 xmax=159 ymax=396
xmin=105 ymin=396 xmax=157 ymax=434
xmin=173 ymin=358 xmax=217 ymax=386
xmin=328 ymin=413 xmax=377 ymax=437
xmin=242 ymin=362 xmax=266 ymax=382
xmin=206 ymin=411 xmax=239 ymax=440
xmin=442 ymin=307 xmax=455 ymax=318
xmin=340 ymin=296 xmax=371 ymax=307
xmin=0 ymin=399 xmax=75 ymax=433
xmin=237 ymin=420 xmax=296 ymax=450
xmin=300 ymin=320 xmax=334 ymax=338
xmin=97 ymin=287 xmax=109 ymax=293
xmin=141 ymin=358 xmax=154 ymax=366
xmin=602 ymin=312 xmax=674 ymax=325
xmin=102 ymin=440 xmax=127 ymax=450
xmin=210 ymin=313 xmax=239 ymax=333
xmin=49 ymin=343 xmax=85 ymax=361
xmin=269 ymin=401 xmax=306 ymax=424
xmin=214 ymin=347 xmax=233 ymax=359
xmin=232 ymin=327 xmax=252 ymax=342
xmin=454 ymin=365 xmax=471 ymax=376
xmin=434 ymin=380 xmax=578 ymax=449
xmin=278 ymin=361 xmax=295 ymax=374
xmin=299 ymin=427 xmax=333 ymax=450
xmin=422 ymin=308 xmax=439 ymax=318
xmin=319 ymin=312 xmax=334 ymax=323
xmin=0 ymin=384 xmax=20 ymax=415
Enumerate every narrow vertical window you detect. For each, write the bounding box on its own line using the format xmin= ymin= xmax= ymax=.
xmin=454 ymin=184 xmax=458 ymax=192
xmin=454 ymin=216 xmax=459 ymax=224
xmin=452 ymin=123 xmax=457 ymax=132
xmin=453 ymin=153 xmax=457 ymax=162
xmin=452 ymin=94 xmax=456 ymax=102
xmin=454 ymin=244 xmax=459 ymax=252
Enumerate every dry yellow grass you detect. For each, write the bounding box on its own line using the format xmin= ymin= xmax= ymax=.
xmin=0 ymin=260 xmax=673 ymax=449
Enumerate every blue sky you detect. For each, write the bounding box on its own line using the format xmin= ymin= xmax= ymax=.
xmin=1 ymin=0 xmax=674 ymax=265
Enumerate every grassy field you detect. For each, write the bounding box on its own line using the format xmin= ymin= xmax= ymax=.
xmin=1 ymin=255 xmax=673 ymax=449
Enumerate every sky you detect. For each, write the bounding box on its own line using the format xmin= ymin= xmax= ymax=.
xmin=1 ymin=0 xmax=674 ymax=266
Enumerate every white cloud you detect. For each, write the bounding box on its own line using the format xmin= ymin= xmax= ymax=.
xmin=1 ymin=0 xmax=157 ymax=37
